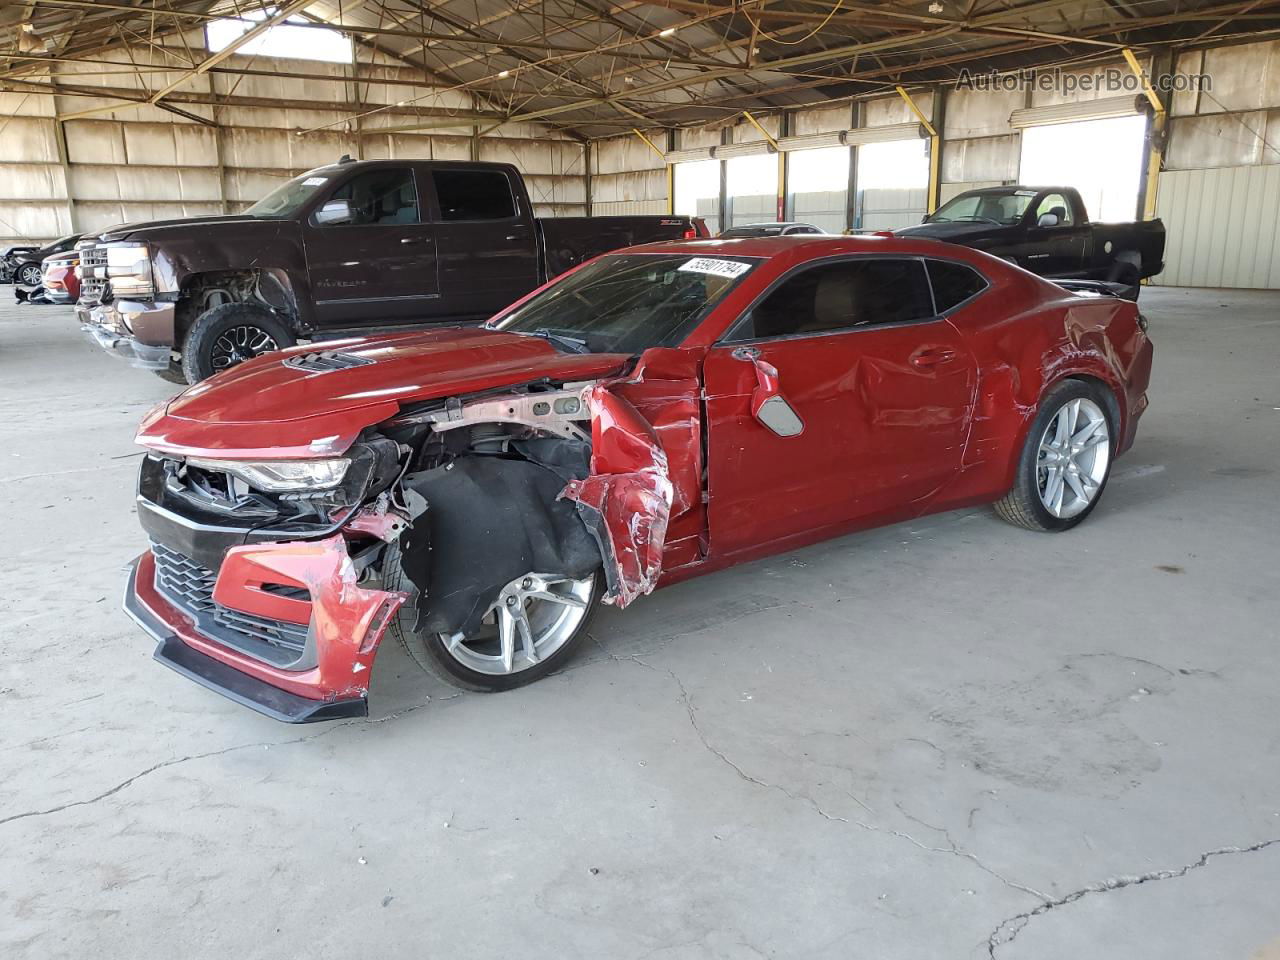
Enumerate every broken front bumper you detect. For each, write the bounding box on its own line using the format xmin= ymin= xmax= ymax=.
xmin=78 ymin=300 xmax=174 ymax=370
xmin=124 ymin=538 xmax=406 ymax=723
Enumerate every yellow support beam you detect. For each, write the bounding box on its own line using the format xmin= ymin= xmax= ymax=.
xmin=633 ymin=127 xmax=674 ymax=216
xmin=1122 ymin=48 xmax=1166 ymax=222
xmin=632 ymin=127 xmax=666 ymax=160
xmin=741 ymin=110 xmax=780 ymax=150
xmin=895 ymin=85 xmax=940 ymax=214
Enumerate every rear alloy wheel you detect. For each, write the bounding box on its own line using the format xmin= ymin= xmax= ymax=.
xmin=17 ymin=263 xmax=42 ymax=287
xmin=387 ymin=555 xmax=602 ymax=692
xmin=1035 ymin=397 xmax=1110 ymax=519
xmin=180 ymin=301 xmax=296 ymax=382
xmin=994 ymin=379 xmax=1114 ymax=531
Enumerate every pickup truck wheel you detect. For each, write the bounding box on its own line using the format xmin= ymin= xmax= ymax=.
xmin=383 ymin=543 xmax=603 ymax=693
xmin=180 ymin=301 xmax=295 ymax=382
xmin=994 ymin=379 xmax=1115 ymax=532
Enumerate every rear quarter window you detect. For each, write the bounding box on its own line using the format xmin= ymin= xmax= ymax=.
xmin=926 ymin=260 xmax=988 ymax=313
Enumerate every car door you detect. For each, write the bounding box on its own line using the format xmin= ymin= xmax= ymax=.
xmin=1022 ymin=192 xmax=1089 ymax=277
xmin=428 ymin=166 xmax=540 ymax=320
xmin=302 ymin=166 xmax=439 ymax=326
xmin=701 ymin=256 xmax=977 ymax=555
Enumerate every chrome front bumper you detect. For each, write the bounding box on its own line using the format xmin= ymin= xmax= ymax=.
xmin=78 ymin=300 xmax=173 ymax=369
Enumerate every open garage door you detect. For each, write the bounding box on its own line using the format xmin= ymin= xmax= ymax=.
xmin=852 ymin=124 xmax=931 ymax=231
xmin=725 ymin=151 xmax=780 ymax=228
xmin=1013 ymin=96 xmax=1148 ymax=223
xmin=672 ymin=158 xmax=722 ymax=236
xmin=785 ymin=142 xmax=850 ymax=234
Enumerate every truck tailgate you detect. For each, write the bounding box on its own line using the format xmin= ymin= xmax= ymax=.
xmin=538 ymin=216 xmax=701 ymax=279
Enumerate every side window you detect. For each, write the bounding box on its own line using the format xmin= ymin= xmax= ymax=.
xmin=432 ymin=169 xmax=517 ymax=221
xmin=321 ymin=168 xmax=418 ymax=226
xmin=926 ymin=260 xmax=988 ymax=313
xmin=1035 ymin=193 xmax=1073 ymax=227
xmin=734 ymin=258 xmax=934 ymax=341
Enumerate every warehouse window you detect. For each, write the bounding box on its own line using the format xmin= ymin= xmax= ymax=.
xmin=207 ymin=9 xmax=353 ymax=64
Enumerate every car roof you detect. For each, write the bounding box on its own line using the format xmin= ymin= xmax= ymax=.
xmin=620 ymin=233 xmax=992 ymax=262
xmin=955 ymin=185 xmax=1065 ymax=196
xmin=730 ymin=222 xmax=814 ymax=228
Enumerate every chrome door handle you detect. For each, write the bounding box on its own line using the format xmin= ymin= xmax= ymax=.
xmin=400 ymin=237 xmax=432 ymax=245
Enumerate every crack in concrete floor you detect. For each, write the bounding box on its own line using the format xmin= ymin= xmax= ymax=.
xmin=0 ymin=693 xmax=457 ymax=828
xmin=984 ymin=839 xmax=1280 ymax=958
xmin=606 ymin=650 xmax=1054 ymax=907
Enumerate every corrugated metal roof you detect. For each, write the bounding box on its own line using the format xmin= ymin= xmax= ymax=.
xmin=4 ymin=0 xmax=1277 ymax=138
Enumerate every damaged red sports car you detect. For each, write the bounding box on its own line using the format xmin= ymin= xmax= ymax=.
xmin=124 ymin=235 xmax=1153 ymax=721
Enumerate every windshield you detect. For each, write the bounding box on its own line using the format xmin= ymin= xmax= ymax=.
xmin=245 ymin=170 xmax=334 ymax=218
xmin=489 ymin=253 xmax=759 ymax=354
xmin=928 ymin=190 xmax=1037 ymax=225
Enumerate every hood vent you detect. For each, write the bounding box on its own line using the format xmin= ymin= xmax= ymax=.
xmin=282 ymin=350 xmax=375 ymax=373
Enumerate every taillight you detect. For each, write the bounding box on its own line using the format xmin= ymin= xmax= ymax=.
xmin=682 ymin=228 xmax=697 ymax=240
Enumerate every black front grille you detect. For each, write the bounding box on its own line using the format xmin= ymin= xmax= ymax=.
xmin=151 ymin=542 xmax=311 ymax=666
xmin=152 ymin=541 xmax=217 ymax=612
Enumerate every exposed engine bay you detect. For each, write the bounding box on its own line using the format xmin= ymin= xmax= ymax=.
xmin=133 ymin=372 xmax=675 ymax=709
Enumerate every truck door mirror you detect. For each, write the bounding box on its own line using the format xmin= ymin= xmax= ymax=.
xmin=1037 ymin=212 xmax=1060 ymax=227
xmin=314 ymin=199 xmax=353 ymax=226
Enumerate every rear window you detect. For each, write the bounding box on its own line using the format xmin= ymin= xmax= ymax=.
xmin=432 ymin=170 xmax=516 ymax=221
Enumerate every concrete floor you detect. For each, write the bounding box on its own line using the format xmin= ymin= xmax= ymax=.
xmin=1 ymin=286 xmax=1277 ymax=959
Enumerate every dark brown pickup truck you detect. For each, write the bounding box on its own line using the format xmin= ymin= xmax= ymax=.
xmin=76 ymin=158 xmax=707 ymax=382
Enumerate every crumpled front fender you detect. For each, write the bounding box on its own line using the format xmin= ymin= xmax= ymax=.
xmin=561 ymin=383 xmax=674 ymax=608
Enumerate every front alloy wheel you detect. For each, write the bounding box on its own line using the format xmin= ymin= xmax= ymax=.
xmin=442 ymin=572 xmax=596 ymax=677
xmin=386 ymin=550 xmax=603 ymax=692
xmin=17 ymin=264 xmax=41 ymax=287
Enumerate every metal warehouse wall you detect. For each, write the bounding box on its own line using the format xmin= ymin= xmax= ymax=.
xmin=590 ymin=130 xmax=668 ymax=216
xmin=1152 ymin=40 xmax=1280 ymax=289
xmin=586 ymin=40 xmax=1280 ymax=288
xmin=0 ymin=33 xmax=585 ymax=246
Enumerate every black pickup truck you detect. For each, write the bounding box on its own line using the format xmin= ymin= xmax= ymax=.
xmin=894 ymin=186 xmax=1164 ymax=300
xmin=76 ymin=158 xmax=707 ymax=382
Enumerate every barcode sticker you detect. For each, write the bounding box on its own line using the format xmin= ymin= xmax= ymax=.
xmin=677 ymin=257 xmax=752 ymax=279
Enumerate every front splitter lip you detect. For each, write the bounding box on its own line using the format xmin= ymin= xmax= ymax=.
xmin=123 ymin=557 xmax=367 ymax=724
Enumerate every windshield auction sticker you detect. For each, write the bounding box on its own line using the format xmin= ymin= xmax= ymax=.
xmin=678 ymin=257 xmax=752 ymax=279
xmin=303 ymin=177 xmax=328 ymax=186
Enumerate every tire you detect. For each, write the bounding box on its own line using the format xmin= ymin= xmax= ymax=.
xmin=17 ymin=263 xmax=42 ymax=287
xmin=180 ymin=301 xmax=296 ymax=382
xmin=153 ymin=361 xmax=188 ymax=385
xmin=382 ymin=541 xmax=603 ymax=693
xmin=994 ymin=378 xmax=1116 ymax=532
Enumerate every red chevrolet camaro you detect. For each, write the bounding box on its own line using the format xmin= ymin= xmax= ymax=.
xmin=124 ymin=235 xmax=1153 ymax=721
